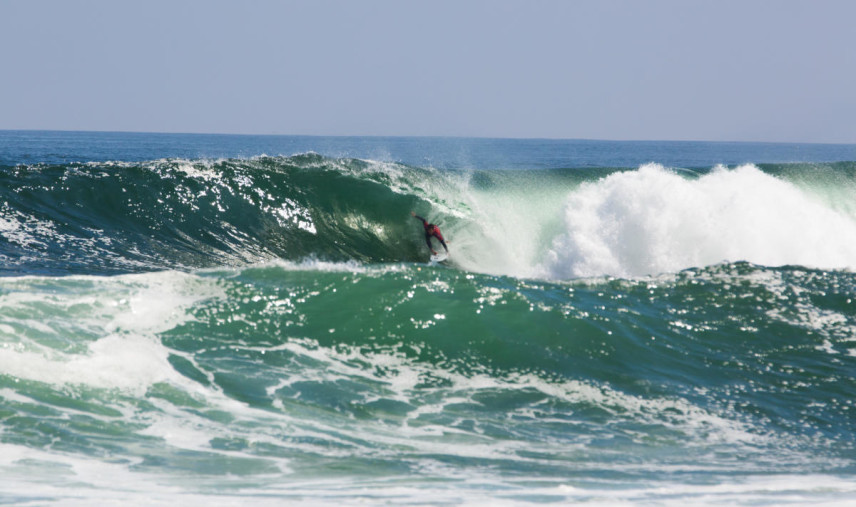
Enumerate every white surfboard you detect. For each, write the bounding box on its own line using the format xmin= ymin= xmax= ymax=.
xmin=430 ymin=251 xmax=448 ymax=262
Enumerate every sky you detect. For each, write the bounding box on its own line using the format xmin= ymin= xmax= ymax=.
xmin=1 ymin=0 xmax=855 ymax=143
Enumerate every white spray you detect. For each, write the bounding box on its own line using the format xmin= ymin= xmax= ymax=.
xmin=445 ymin=164 xmax=856 ymax=280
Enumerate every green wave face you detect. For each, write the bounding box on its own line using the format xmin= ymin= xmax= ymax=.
xmin=0 ymin=155 xmax=437 ymax=274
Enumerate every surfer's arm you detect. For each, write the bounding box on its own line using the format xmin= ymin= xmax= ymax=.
xmin=411 ymin=212 xmax=428 ymax=225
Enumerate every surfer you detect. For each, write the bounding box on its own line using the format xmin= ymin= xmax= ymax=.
xmin=411 ymin=212 xmax=448 ymax=256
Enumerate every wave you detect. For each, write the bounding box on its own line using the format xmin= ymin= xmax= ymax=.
xmin=4 ymin=137 xmax=856 ymax=504
xmin=2 ymin=155 xmax=856 ymax=279
xmin=2 ymin=262 xmax=854 ymax=482
xmin=0 ymin=155 xmax=429 ymax=275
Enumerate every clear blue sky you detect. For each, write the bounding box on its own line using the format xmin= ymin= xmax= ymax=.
xmin=2 ymin=0 xmax=854 ymax=143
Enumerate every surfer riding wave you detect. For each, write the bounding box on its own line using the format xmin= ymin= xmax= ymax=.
xmin=411 ymin=212 xmax=449 ymax=256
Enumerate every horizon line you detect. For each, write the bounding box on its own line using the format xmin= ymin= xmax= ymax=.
xmin=2 ymin=128 xmax=855 ymax=148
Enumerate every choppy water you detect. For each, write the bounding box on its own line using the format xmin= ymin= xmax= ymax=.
xmin=1 ymin=131 xmax=855 ymax=505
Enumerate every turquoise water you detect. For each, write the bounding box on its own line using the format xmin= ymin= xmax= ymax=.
xmin=1 ymin=131 xmax=855 ymax=504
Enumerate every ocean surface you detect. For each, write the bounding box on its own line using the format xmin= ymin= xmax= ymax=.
xmin=1 ymin=130 xmax=855 ymax=505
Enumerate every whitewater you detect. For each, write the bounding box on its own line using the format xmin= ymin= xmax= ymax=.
xmin=1 ymin=131 xmax=855 ymax=505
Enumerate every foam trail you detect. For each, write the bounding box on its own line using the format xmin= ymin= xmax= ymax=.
xmin=535 ymin=164 xmax=856 ymax=279
xmin=0 ymin=271 xmax=222 ymax=395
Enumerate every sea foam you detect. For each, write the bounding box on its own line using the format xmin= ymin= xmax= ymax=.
xmin=534 ymin=164 xmax=856 ymax=279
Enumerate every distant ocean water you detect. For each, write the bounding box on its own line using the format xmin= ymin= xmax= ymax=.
xmin=1 ymin=130 xmax=855 ymax=505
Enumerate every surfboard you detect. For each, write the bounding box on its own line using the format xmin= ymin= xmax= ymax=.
xmin=430 ymin=251 xmax=448 ymax=263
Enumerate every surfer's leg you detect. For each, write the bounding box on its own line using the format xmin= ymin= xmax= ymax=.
xmin=431 ymin=232 xmax=448 ymax=252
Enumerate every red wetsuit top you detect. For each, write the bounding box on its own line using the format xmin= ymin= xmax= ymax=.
xmin=413 ymin=215 xmax=448 ymax=253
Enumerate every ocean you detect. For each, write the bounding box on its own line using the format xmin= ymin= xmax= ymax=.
xmin=1 ymin=130 xmax=855 ymax=505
